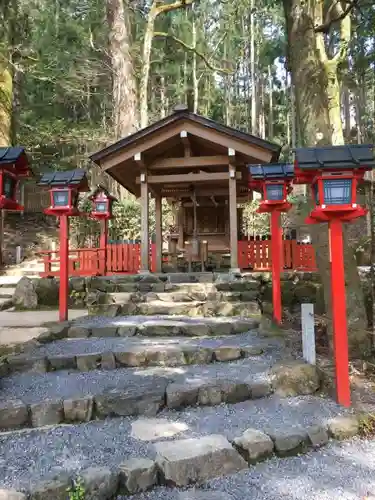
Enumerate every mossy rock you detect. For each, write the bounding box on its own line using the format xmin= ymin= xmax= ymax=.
xmin=271 ymin=361 xmax=320 ymax=397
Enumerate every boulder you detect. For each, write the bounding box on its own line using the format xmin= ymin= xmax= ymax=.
xmin=37 ymin=322 xmax=70 ymax=343
xmin=94 ymin=378 xmax=167 ymax=418
xmin=76 ymin=353 xmax=101 ymax=371
xmin=80 ymin=466 xmax=118 ymax=500
xmin=63 ymin=396 xmax=93 ymax=422
xmin=154 ymin=434 xmax=247 ymax=486
xmin=233 ymin=428 xmax=274 ymax=463
xmin=34 ymin=278 xmax=59 ymax=306
xmin=30 ymin=399 xmax=64 ymax=427
xmin=271 ymin=361 xmax=320 ymax=397
xmin=119 ymin=458 xmax=157 ymax=494
xmin=68 ymin=325 xmax=91 ymax=338
xmin=48 ymin=354 xmax=76 ymax=371
xmin=327 ymin=415 xmax=359 ymax=440
xmin=13 ymin=277 xmax=38 ymax=309
xmin=100 ymin=352 xmax=117 ymax=370
xmin=7 ymin=354 xmax=47 ymax=374
xmin=29 ymin=476 xmax=71 ymax=500
xmin=268 ymin=428 xmax=308 ymax=456
xmin=183 ymin=347 xmax=212 ymax=365
xmin=115 ymin=349 xmax=147 ymax=368
xmin=306 ymin=424 xmax=329 ymax=447
xmin=0 ymin=399 xmax=28 ymax=429
xmin=214 ymin=346 xmax=242 ymax=362
xmin=166 ymin=380 xmax=202 ymax=409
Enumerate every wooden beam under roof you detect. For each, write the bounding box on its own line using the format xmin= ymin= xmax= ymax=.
xmin=148 ymin=155 xmax=240 ymax=170
xmin=136 ymin=171 xmax=242 ymax=185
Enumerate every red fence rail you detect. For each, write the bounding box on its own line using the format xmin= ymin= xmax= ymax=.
xmin=238 ymin=239 xmax=316 ymax=271
xmin=39 ymin=239 xmax=317 ymax=277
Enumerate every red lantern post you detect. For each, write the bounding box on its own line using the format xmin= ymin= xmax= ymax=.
xmin=89 ymin=185 xmax=117 ymax=276
xmin=248 ymin=164 xmax=294 ymax=324
xmin=294 ymin=145 xmax=374 ymax=407
xmin=0 ymin=147 xmax=32 ymax=267
xmin=38 ymin=170 xmax=89 ymax=322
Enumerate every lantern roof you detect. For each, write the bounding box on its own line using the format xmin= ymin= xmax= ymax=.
xmin=294 ymin=144 xmax=375 ymax=171
xmin=88 ymin=184 xmax=118 ymax=202
xmin=38 ymin=169 xmax=89 ymax=191
xmin=248 ymin=163 xmax=294 ymax=180
xmin=0 ymin=146 xmax=32 ymax=176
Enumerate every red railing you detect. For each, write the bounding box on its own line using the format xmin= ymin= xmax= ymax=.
xmin=238 ymin=239 xmax=317 ymax=271
xmin=39 ymin=244 xmax=142 ymax=277
xmin=39 ymin=239 xmax=317 ymax=277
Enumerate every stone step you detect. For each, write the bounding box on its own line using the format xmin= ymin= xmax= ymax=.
xmin=0 ymin=355 xmax=321 ymax=431
xmin=2 ymin=332 xmax=269 ymax=376
xmin=89 ymin=301 xmax=262 ymax=318
xmin=0 ymin=297 xmax=13 ymax=312
xmin=0 ymin=394 xmax=358 ymax=496
xmin=0 ymin=287 xmax=15 ymax=298
xmin=51 ymin=315 xmax=260 ymax=340
xmin=85 ymin=276 xmax=260 ymax=294
xmin=108 ymin=290 xmax=259 ymax=305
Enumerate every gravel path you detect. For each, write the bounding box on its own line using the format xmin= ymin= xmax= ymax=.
xmin=25 ymin=332 xmax=281 ymax=358
xmin=73 ymin=315 xmax=258 ymax=328
xmin=0 ymin=395 xmax=352 ymax=492
xmin=124 ymin=438 xmax=375 ymax=500
xmin=0 ymin=354 xmax=283 ymax=404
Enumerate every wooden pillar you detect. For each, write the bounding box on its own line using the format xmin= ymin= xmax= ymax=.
xmin=140 ymin=170 xmax=150 ymax=273
xmin=178 ymin=204 xmax=184 ymax=250
xmin=155 ymin=192 xmax=162 ymax=273
xmin=228 ymin=152 xmax=239 ymax=273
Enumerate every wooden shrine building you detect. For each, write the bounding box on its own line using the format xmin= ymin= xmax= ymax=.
xmin=90 ymin=106 xmax=281 ymax=273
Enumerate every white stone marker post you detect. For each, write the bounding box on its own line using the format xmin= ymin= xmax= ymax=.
xmin=301 ymin=303 xmax=316 ymax=365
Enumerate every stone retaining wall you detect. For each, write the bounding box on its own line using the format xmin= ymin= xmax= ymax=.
xmin=0 ymin=412 xmax=366 ymax=499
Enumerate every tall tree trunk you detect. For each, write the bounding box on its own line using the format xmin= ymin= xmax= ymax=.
xmin=107 ymin=0 xmax=138 ymax=199
xmin=0 ymin=63 xmax=12 ymax=146
xmin=139 ymin=0 xmax=195 ymax=129
xmin=107 ymin=0 xmax=138 ymax=139
xmin=268 ymin=65 xmax=274 ymax=139
xmin=250 ymin=0 xmax=256 ymax=135
xmin=192 ymin=17 xmax=198 ymax=114
xmin=283 ymin=0 xmax=369 ymax=355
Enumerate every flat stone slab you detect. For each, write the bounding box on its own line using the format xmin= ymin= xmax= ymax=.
xmin=154 ymin=434 xmax=247 ymax=485
xmin=73 ymin=315 xmax=260 ymax=337
xmin=0 ymin=395 xmax=353 ymax=492
xmin=4 ymin=332 xmax=270 ymax=375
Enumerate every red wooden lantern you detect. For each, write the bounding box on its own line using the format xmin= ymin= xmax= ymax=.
xmin=39 ymin=170 xmax=89 ymax=217
xmin=248 ymin=163 xmax=294 ymax=324
xmin=38 ymin=169 xmax=90 ymax=322
xmin=294 ymin=144 xmax=375 ymax=408
xmin=249 ymin=164 xmax=294 ymax=213
xmin=0 ymin=147 xmax=32 ymax=211
xmin=89 ymin=185 xmax=117 ymax=220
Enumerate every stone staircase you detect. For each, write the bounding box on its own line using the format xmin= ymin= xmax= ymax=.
xmin=0 ymin=273 xmax=365 ymax=500
xmin=86 ymin=273 xmax=262 ymax=319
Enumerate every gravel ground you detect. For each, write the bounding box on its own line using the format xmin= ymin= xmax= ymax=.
xmin=122 ymin=438 xmax=375 ymax=500
xmin=0 ymin=395 xmax=352 ymax=492
xmin=25 ymin=331 xmax=281 ymax=358
xmin=0 ymin=355 xmax=281 ymax=404
xmin=73 ymin=315 xmax=258 ymax=328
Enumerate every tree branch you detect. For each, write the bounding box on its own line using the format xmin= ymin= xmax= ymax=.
xmin=154 ymin=31 xmax=232 ymax=74
xmin=154 ymin=0 xmax=195 ymax=16
xmin=314 ymin=0 xmax=359 ymax=33
xmin=331 ymin=1 xmax=352 ymax=63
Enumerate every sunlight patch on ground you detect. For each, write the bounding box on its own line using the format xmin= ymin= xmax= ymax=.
xmin=131 ymin=418 xmax=189 ymax=441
